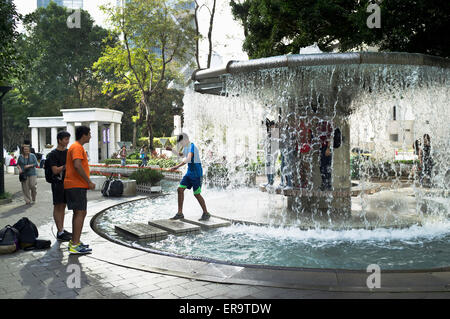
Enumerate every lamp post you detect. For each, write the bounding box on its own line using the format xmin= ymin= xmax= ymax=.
xmin=0 ymin=85 xmax=13 ymax=195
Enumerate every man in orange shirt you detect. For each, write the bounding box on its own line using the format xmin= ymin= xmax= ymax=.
xmin=64 ymin=126 xmax=96 ymax=254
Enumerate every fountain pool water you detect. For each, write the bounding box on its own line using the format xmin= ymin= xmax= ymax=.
xmin=93 ymin=180 xmax=450 ymax=270
xmin=94 ymin=52 xmax=449 ymax=271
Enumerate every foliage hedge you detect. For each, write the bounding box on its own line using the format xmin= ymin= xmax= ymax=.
xmin=129 ymin=169 xmax=164 ymax=185
xmin=103 ymin=158 xmax=176 ymax=168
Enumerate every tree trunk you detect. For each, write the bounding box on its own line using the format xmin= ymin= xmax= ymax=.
xmin=142 ymin=93 xmax=154 ymax=150
xmin=194 ymin=1 xmax=201 ymax=69
xmin=207 ymin=0 xmax=217 ymax=68
xmin=132 ymin=121 xmax=137 ymax=150
xmin=147 ymin=117 xmax=154 ymax=150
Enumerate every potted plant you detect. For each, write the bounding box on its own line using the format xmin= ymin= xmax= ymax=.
xmin=148 ymin=169 xmax=164 ymax=192
xmin=129 ymin=169 xmax=164 ymax=193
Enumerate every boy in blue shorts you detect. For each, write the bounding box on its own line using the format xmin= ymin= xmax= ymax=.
xmin=169 ymin=133 xmax=211 ymax=221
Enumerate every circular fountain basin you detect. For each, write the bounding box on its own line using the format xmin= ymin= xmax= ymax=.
xmin=93 ymin=181 xmax=450 ymax=271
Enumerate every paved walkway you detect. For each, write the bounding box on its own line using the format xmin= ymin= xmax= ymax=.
xmin=0 ymin=174 xmax=448 ymax=299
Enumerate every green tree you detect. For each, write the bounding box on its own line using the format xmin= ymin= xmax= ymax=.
xmin=230 ymin=0 xmax=450 ymax=59
xmin=2 ymin=2 xmax=114 ymax=149
xmin=19 ymin=2 xmax=113 ymax=109
xmin=0 ymin=0 xmax=21 ymax=82
xmin=145 ymin=83 xmax=184 ymax=137
xmin=94 ymin=0 xmax=195 ymax=149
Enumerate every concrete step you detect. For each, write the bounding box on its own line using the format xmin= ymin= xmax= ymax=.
xmin=115 ymin=223 xmax=168 ymax=240
xmin=148 ymin=219 xmax=201 ymax=235
xmin=182 ymin=217 xmax=231 ymax=230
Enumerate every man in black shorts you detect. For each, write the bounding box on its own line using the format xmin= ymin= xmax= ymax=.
xmin=64 ymin=126 xmax=95 ymax=254
xmin=46 ymin=131 xmax=72 ymax=241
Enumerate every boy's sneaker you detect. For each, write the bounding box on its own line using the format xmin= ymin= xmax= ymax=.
xmin=199 ymin=212 xmax=211 ymax=221
xmin=68 ymin=241 xmax=92 ymax=255
xmin=171 ymin=213 xmax=184 ymax=220
xmin=56 ymin=230 xmax=72 ymax=242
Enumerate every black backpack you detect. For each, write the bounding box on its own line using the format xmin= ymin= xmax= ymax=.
xmin=44 ymin=152 xmax=54 ymax=183
xmin=0 ymin=225 xmax=20 ymax=254
xmin=102 ymin=174 xmax=124 ymax=197
xmin=13 ymin=217 xmax=39 ymax=249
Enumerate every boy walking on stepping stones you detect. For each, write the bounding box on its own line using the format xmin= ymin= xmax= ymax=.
xmin=169 ymin=133 xmax=211 ymax=221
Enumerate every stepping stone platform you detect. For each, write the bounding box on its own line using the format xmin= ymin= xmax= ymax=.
xmin=182 ymin=217 xmax=231 ymax=230
xmin=115 ymin=223 xmax=168 ymax=240
xmin=148 ymin=219 xmax=201 ymax=235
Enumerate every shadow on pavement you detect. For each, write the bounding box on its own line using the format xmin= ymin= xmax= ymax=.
xmin=19 ymin=242 xmax=88 ymax=299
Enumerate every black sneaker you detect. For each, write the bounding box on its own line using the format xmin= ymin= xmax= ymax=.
xmin=199 ymin=212 xmax=211 ymax=221
xmin=56 ymin=230 xmax=72 ymax=242
xmin=171 ymin=213 xmax=184 ymax=220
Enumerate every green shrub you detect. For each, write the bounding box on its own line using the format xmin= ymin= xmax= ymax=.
xmin=394 ymin=160 xmax=419 ymax=165
xmin=206 ymin=163 xmax=228 ymax=179
xmin=148 ymin=158 xmax=177 ymax=168
xmin=129 ymin=169 xmax=164 ymax=185
xmin=0 ymin=192 xmax=12 ymax=200
xmin=127 ymin=152 xmax=140 ymax=160
xmin=104 ymin=159 xmax=142 ymax=165
xmin=350 ymin=156 xmax=361 ymax=179
xmin=103 ymin=158 xmax=176 ymax=167
xmin=153 ymin=138 xmax=162 ymax=148
xmin=153 ymin=137 xmax=175 ymax=148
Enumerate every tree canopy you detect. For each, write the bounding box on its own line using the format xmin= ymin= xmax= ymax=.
xmin=230 ymin=0 xmax=450 ymax=59
xmin=0 ymin=0 xmax=21 ymax=82
xmin=2 ymin=2 xmax=116 ymax=149
xmin=94 ymin=0 xmax=195 ymax=148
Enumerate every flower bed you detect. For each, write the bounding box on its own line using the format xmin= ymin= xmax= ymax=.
xmin=102 ymin=158 xmax=176 ymax=168
xmin=89 ymin=164 xmax=182 ymax=180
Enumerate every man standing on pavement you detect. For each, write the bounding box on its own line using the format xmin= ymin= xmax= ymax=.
xmin=46 ymin=131 xmax=72 ymax=242
xmin=64 ymin=126 xmax=96 ymax=254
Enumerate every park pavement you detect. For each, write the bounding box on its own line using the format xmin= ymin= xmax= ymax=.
xmin=0 ymin=173 xmax=448 ymax=299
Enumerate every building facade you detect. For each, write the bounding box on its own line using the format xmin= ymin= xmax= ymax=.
xmin=37 ymin=0 xmax=83 ymax=9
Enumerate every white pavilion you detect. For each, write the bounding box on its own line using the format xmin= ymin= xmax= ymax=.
xmin=27 ymin=108 xmax=123 ymax=164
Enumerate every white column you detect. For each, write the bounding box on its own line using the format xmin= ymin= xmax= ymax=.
xmin=31 ymin=128 xmax=39 ymax=151
xmin=109 ymin=123 xmax=116 ymax=155
xmin=66 ymin=122 xmax=75 ymax=147
xmin=39 ymin=128 xmax=46 ymax=153
xmin=100 ymin=126 xmax=107 ymax=161
xmin=115 ymin=123 xmax=121 ymax=147
xmin=51 ymin=127 xmax=58 ymax=148
xmin=89 ymin=121 xmax=99 ymax=164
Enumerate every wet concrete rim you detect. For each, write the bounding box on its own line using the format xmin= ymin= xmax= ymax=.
xmin=89 ymin=196 xmax=450 ymax=292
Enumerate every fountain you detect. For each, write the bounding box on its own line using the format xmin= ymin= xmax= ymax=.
xmin=187 ymin=52 xmax=449 ymax=228
xmin=92 ymin=52 xmax=450 ymax=271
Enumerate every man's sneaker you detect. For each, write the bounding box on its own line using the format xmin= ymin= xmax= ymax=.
xmin=68 ymin=240 xmax=89 ymax=249
xmin=171 ymin=213 xmax=184 ymax=220
xmin=56 ymin=230 xmax=72 ymax=242
xmin=199 ymin=212 xmax=211 ymax=221
xmin=68 ymin=241 xmax=92 ymax=255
